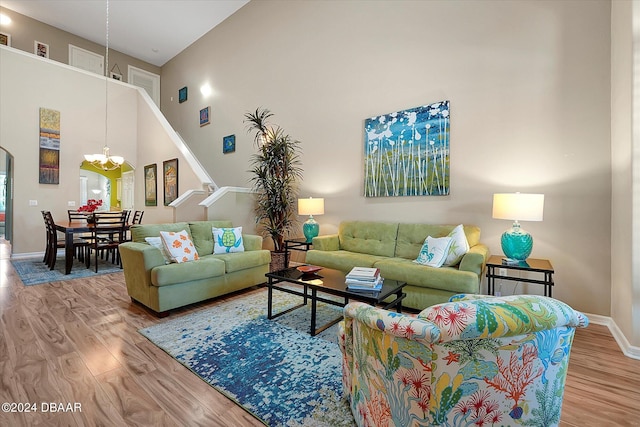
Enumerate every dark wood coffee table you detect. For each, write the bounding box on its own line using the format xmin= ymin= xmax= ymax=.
xmin=265 ymin=266 xmax=406 ymax=336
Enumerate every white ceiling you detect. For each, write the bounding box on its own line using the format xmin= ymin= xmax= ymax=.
xmin=0 ymin=0 xmax=249 ymax=66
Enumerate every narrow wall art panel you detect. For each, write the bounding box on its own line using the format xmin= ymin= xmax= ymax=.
xmin=364 ymin=100 xmax=450 ymax=197
xmin=163 ymin=158 xmax=178 ymax=206
xmin=39 ymin=107 xmax=60 ymax=184
xmin=144 ymin=164 xmax=157 ymax=206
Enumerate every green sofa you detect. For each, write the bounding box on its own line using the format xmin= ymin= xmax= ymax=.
xmin=305 ymin=221 xmax=490 ymax=310
xmin=119 ymin=220 xmax=270 ymax=316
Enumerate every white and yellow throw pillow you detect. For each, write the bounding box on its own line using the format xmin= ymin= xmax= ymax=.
xmin=160 ymin=229 xmax=199 ymax=263
xmin=443 ymin=224 xmax=470 ymax=266
xmin=414 ymin=236 xmax=453 ymax=268
xmin=213 ymin=227 xmax=245 ymax=254
xmin=144 ymin=236 xmax=171 ymax=264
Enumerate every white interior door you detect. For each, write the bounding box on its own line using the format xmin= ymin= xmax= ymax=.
xmin=69 ymin=45 xmax=104 ymax=75
xmin=128 ymin=66 xmax=160 ymax=106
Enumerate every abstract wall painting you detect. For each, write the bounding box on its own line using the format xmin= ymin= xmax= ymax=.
xmin=39 ymin=107 xmax=60 ymax=184
xmin=223 ymin=134 xmax=235 ymax=153
xmin=163 ymin=158 xmax=178 ymax=206
xmin=364 ymin=100 xmax=450 ymax=197
xmin=200 ymin=106 xmax=210 ymax=126
xmin=178 ymin=86 xmax=188 ymax=103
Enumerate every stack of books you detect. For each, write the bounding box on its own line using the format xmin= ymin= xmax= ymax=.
xmin=346 ymin=267 xmax=383 ymax=292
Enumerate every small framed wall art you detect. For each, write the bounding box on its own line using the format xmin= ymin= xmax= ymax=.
xmin=144 ymin=164 xmax=157 ymax=206
xmin=110 ymin=72 xmax=122 ymax=81
xmin=200 ymin=106 xmax=210 ymax=126
xmin=0 ymin=32 xmax=11 ymax=47
xmin=178 ymin=86 xmax=188 ymax=103
xmin=223 ymin=134 xmax=236 ymax=154
xmin=163 ymin=158 xmax=179 ymax=206
xmin=34 ymin=40 xmax=49 ymax=58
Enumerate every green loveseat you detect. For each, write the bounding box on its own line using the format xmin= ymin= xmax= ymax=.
xmin=119 ymin=220 xmax=270 ymax=316
xmin=305 ymin=221 xmax=489 ymax=310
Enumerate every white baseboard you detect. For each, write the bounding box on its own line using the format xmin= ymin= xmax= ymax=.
xmin=583 ymin=312 xmax=640 ymax=360
xmin=10 ymin=251 xmax=45 ymax=259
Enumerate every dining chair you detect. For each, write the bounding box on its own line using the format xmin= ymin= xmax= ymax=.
xmin=68 ymin=209 xmax=97 ymax=246
xmin=132 ymin=210 xmax=144 ymax=224
xmin=42 ymin=210 xmax=56 ymax=265
xmin=86 ymin=211 xmax=127 ymax=272
xmin=68 ymin=210 xmax=87 ymax=221
xmin=122 ymin=210 xmax=144 ymax=242
xmin=42 ymin=210 xmax=89 ymax=270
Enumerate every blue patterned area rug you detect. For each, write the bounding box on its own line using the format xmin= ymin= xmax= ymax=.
xmin=11 ymin=255 xmax=123 ymax=286
xmin=139 ymin=288 xmax=356 ymax=427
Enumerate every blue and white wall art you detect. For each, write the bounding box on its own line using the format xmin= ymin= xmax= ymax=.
xmin=364 ymin=100 xmax=450 ymax=197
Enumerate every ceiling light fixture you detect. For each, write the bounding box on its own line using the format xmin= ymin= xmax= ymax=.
xmin=200 ymin=83 xmax=212 ymax=97
xmin=83 ymin=0 xmax=124 ymax=171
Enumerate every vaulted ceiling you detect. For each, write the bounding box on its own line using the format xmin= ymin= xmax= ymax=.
xmin=0 ymin=0 xmax=249 ymax=66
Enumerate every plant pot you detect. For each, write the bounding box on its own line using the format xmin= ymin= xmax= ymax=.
xmin=86 ymin=214 xmax=96 ymax=224
xmin=269 ymin=251 xmax=288 ymax=272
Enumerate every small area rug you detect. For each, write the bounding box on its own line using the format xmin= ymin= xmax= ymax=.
xmin=139 ymin=288 xmax=356 ymax=427
xmin=12 ymin=256 xmax=123 ymax=286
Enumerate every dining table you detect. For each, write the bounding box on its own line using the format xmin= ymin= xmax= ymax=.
xmin=53 ymin=220 xmax=130 ymax=274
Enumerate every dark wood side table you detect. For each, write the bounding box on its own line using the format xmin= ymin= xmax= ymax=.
xmin=284 ymin=238 xmax=313 ymax=267
xmin=485 ymin=255 xmax=555 ymax=297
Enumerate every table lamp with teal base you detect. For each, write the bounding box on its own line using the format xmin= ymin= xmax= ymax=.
xmin=298 ymin=197 xmax=324 ymax=243
xmin=492 ymin=193 xmax=544 ymax=262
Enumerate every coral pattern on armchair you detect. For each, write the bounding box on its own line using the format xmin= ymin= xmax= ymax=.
xmin=339 ymin=294 xmax=589 ymax=427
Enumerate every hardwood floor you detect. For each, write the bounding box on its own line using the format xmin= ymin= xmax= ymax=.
xmin=1 ymin=238 xmax=639 ymax=426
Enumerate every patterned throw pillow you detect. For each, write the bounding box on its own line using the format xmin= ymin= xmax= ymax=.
xmin=159 ymin=229 xmax=199 ymax=263
xmin=414 ymin=236 xmax=453 ymax=268
xmin=144 ymin=236 xmax=171 ymax=264
xmin=443 ymin=224 xmax=470 ymax=266
xmin=213 ymin=227 xmax=245 ymax=254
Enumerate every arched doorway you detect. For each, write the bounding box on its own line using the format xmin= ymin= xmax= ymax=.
xmin=79 ymin=161 xmax=134 ymax=211
xmin=0 ymin=147 xmax=13 ymax=242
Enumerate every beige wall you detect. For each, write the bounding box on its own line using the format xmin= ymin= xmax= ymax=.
xmin=0 ymin=6 xmax=160 ymax=82
xmin=0 ymin=47 xmax=204 ymax=253
xmin=160 ymin=0 xmax=612 ymax=317
xmin=610 ymin=1 xmax=637 ymax=348
xmin=634 ymin=0 xmax=640 ymax=350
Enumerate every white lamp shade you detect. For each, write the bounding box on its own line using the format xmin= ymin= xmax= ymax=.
xmin=492 ymin=193 xmax=544 ymax=222
xmin=110 ymin=156 xmax=124 ymax=165
xmin=298 ymin=197 xmax=325 ymax=216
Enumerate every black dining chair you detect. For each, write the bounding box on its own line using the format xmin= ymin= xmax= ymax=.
xmin=68 ymin=210 xmax=87 ymax=222
xmin=42 ymin=210 xmax=89 ymax=270
xmin=132 ymin=210 xmax=144 ymax=224
xmin=86 ymin=211 xmax=127 ymax=272
xmin=123 ymin=210 xmax=144 ymax=242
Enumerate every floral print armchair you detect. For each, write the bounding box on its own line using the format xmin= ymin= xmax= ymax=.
xmin=338 ymin=294 xmax=589 ymax=426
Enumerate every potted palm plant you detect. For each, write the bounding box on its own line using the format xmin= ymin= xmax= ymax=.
xmin=245 ymin=108 xmax=303 ymax=271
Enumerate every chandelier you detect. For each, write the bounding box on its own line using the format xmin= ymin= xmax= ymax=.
xmin=84 ymin=145 xmax=124 ymax=170
xmin=83 ymin=0 xmax=124 ymax=171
